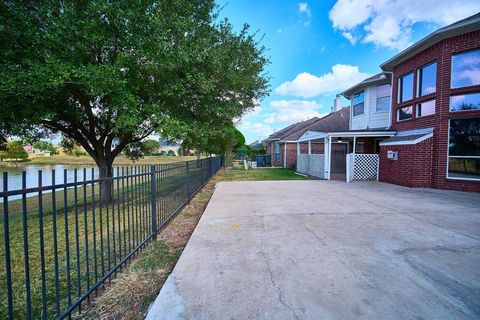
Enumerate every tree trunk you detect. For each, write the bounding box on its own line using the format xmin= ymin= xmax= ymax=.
xmin=97 ymin=159 xmax=114 ymax=204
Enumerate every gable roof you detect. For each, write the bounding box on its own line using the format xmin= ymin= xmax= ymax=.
xmin=381 ymin=12 xmax=480 ymax=71
xmin=265 ymin=116 xmax=320 ymax=141
xmin=283 ymin=107 xmax=350 ymax=141
xmin=341 ymin=72 xmax=392 ymax=98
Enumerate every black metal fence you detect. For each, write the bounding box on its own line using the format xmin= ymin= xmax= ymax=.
xmin=256 ymin=155 xmax=271 ymax=167
xmin=0 ymin=156 xmax=222 ymax=319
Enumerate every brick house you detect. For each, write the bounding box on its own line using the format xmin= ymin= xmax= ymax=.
xmin=265 ymin=117 xmax=319 ymax=168
xmin=379 ymin=13 xmax=480 ymax=192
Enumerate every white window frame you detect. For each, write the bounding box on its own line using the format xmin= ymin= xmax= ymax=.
xmin=376 ymin=84 xmax=391 ymax=113
xmin=416 ymin=99 xmax=436 ymax=118
xmin=398 ymin=72 xmax=414 ymax=103
xmin=352 ymin=91 xmax=365 ymax=117
xmin=417 ymin=61 xmax=437 ymax=97
xmin=450 ymin=92 xmax=480 ymax=112
xmin=446 ymin=119 xmax=480 ymax=181
xmin=397 ymin=106 xmax=413 ymax=122
xmin=451 ymin=48 xmax=480 ymax=89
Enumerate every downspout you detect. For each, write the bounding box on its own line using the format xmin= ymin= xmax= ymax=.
xmin=384 ymin=71 xmax=394 ymax=129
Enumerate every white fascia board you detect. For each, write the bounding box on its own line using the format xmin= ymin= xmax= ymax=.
xmin=329 ymin=131 xmax=396 ymax=138
xmin=297 ymin=131 xmax=328 ymax=142
xmin=379 ymin=133 xmax=433 ymax=146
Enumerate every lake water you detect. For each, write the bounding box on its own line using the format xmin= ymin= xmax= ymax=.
xmin=0 ymin=164 xmax=102 ymax=192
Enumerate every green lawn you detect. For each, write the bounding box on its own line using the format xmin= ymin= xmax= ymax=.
xmin=220 ymin=167 xmax=308 ymax=181
xmin=0 ymin=155 xmax=199 ymax=167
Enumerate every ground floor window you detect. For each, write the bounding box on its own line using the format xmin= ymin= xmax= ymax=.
xmin=448 ymin=117 xmax=480 ymax=180
xmin=397 ymin=106 xmax=413 ymax=121
xmin=274 ymin=142 xmax=280 ymax=161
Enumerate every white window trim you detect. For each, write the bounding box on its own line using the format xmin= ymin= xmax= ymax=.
xmin=398 ymin=72 xmax=414 ymax=103
xmin=446 ymin=119 xmax=480 ymax=181
xmin=397 ymin=106 xmax=413 ymax=122
xmin=451 ymin=48 xmax=480 ymax=89
xmin=416 ymin=99 xmax=436 ymax=118
xmin=352 ymin=91 xmax=365 ymax=117
xmin=449 ymin=92 xmax=480 ymax=112
xmin=417 ymin=61 xmax=437 ymax=98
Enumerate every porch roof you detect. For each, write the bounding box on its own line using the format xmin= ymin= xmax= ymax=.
xmin=379 ymin=127 xmax=434 ymax=146
xmin=298 ymin=129 xmax=396 ymax=142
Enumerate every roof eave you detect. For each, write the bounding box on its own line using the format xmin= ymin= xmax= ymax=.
xmin=381 ymin=18 xmax=480 ymax=72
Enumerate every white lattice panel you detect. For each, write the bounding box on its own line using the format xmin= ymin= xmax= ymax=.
xmin=352 ymin=154 xmax=379 ymax=181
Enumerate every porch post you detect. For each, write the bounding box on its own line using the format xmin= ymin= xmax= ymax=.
xmin=297 ymin=142 xmax=300 ymax=155
xmin=308 ymin=140 xmax=311 ymax=154
xmin=283 ymin=143 xmax=287 ymax=168
xmin=353 ymin=136 xmax=356 ymax=154
xmin=324 ymin=137 xmax=330 ymax=180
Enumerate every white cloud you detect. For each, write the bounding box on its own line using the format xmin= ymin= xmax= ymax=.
xmin=298 ymin=3 xmax=311 ymax=17
xmin=264 ymin=99 xmax=326 ymax=125
xmin=275 ymin=64 xmax=371 ymax=98
xmin=329 ymin=0 xmax=480 ymax=50
xmin=298 ymin=2 xmax=312 ymax=27
xmin=342 ymin=32 xmax=358 ymax=45
xmin=236 ymin=121 xmax=274 ymax=137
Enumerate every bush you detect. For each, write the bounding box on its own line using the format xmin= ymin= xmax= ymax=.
xmin=167 ymin=150 xmax=176 ymax=156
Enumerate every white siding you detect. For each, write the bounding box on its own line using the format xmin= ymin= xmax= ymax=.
xmin=350 ymin=84 xmax=390 ymax=130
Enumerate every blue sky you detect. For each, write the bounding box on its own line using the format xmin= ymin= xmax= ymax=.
xmin=218 ymin=0 xmax=480 ymax=143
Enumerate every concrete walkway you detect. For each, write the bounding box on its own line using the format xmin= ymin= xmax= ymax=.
xmin=146 ymin=180 xmax=480 ymax=320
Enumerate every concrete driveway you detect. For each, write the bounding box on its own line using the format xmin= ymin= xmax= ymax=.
xmin=146 ymin=181 xmax=480 ymax=320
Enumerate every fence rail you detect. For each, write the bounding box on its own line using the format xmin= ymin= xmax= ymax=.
xmin=0 ymin=156 xmax=222 ymax=320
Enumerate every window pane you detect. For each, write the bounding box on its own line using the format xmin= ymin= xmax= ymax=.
xmin=353 ymin=91 xmax=364 ymax=105
xmin=353 ymin=102 xmax=364 ymax=116
xmin=398 ymin=106 xmax=412 ymax=121
xmin=451 ymin=49 xmax=480 ymax=88
xmin=376 ymin=96 xmax=390 ymax=111
xmin=417 ymin=99 xmax=435 ymax=117
xmin=274 ymin=143 xmax=280 ymax=153
xmin=448 ymin=158 xmax=480 ymax=179
xmin=399 ymin=73 xmax=413 ymax=102
xmin=353 ymin=91 xmax=364 ymax=116
xmin=377 ymin=84 xmax=391 ymax=98
xmin=450 ymin=92 xmax=480 ymax=112
xmin=449 ymin=118 xmax=480 ymax=156
xmin=419 ymin=62 xmax=436 ymax=96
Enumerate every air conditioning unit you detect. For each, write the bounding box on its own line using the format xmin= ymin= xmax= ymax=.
xmin=387 ymin=150 xmax=398 ymax=160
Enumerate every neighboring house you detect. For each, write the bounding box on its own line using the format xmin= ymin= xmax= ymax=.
xmin=265 ymin=117 xmax=320 ymax=167
xmin=157 ymin=140 xmax=181 ymax=155
xmin=297 ymin=91 xmax=395 ymax=180
xmin=248 ymin=140 xmax=264 ymax=149
xmin=379 ymin=12 xmax=480 ymax=192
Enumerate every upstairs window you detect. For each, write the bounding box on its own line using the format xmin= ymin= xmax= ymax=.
xmin=376 ymin=84 xmax=391 ymax=112
xmin=417 ymin=99 xmax=435 ymax=117
xmin=353 ymin=91 xmax=364 ymax=116
xmin=418 ymin=62 xmax=437 ymax=96
xmin=398 ymin=72 xmax=414 ymax=103
xmin=448 ymin=118 xmax=480 ymax=180
xmin=451 ymin=49 xmax=480 ymax=88
xmin=397 ymin=106 xmax=413 ymax=121
xmin=450 ymin=92 xmax=480 ymax=112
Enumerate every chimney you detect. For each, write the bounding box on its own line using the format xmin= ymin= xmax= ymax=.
xmin=332 ymin=94 xmax=343 ymax=112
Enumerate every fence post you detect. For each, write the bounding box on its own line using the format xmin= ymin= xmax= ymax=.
xmin=150 ymin=165 xmax=157 ymax=240
xmin=186 ymin=161 xmax=190 ymax=197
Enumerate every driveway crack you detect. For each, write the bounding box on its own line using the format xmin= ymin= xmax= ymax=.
xmin=262 ymin=252 xmax=300 ymax=320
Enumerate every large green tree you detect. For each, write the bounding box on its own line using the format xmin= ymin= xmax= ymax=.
xmin=206 ymin=126 xmax=245 ymax=172
xmin=2 ymin=141 xmax=28 ymax=164
xmin=0 ymin=1 xmax=269 ymax=179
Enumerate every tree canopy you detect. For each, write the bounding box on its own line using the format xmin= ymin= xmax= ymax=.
xmin=0 ymin=1 xmax=269 ymax=173
xmin=1 ymin=141 xmax=28 ymax=163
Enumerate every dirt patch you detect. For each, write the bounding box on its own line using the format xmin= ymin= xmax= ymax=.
xmin=77 ymin=175 xmax=218 ymax=319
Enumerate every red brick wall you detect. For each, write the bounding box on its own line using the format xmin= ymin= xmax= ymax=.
xmin=389 ymin=30 xmax=480 ymax=192
xmin=379 ymin=138 xmax=433 ymax=188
